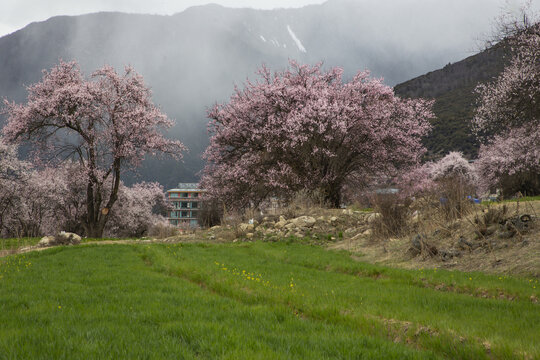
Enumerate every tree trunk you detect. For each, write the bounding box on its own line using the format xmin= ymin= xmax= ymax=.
xmin=85 ymin=162 xmax=121 ymax=238
xmin=323 ymin=184 xmax=342 ymax=208
xmin=86 ymin=223 xmax=105 ymax=238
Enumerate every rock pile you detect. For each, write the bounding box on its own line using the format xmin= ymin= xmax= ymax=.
xmin=223 ymin=210 xmax=379 ymax=242
xmin=38 ymin=231 xmax=82 ymax=247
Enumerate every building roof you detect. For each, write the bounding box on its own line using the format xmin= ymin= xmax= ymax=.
xmin=167 ymin=183 xmax=203 ymax=192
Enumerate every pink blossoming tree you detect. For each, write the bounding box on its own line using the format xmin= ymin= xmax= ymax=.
xmin=0 ymin=138 xmax=31 ymax=236
xmin=2 ymin=60 xmax=186 ymax=237
xmin=473 ymin=22 xmax=540 ymax=195
xmin=398 ymin=151 xmax=476 ymax=197
xmin=202 ymin=61 xmax=433 ymax=209
xmin=105 ymin=181 xmax=169 ymax=238
xmin=1 ymin=154 xmax=171 ymax=238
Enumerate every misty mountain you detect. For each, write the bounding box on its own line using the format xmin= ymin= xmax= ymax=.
xmin=394 ymin=43 xmax=509 ymax=158
xmin=0 ymin=0 xmax=504 ymax=188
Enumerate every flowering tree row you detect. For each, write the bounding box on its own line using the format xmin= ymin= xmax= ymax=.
xmin=0 ymin=139 xmax=169 ymax=238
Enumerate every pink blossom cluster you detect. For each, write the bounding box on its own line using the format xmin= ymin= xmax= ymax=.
xmin=105 ymin=181 xmax=169 ymax=238
xmin=475 ymin=127 xmax=540 ymax=194
xmin=398 ymin=152 xmax=476 ymax=197
xmin=201 ymin=61 xmax=433 ymax=208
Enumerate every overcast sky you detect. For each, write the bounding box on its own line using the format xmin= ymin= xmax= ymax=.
xmin=0 ymin=0 xmax=326 ymax=37
xmin=2 ymin=0 xmax=539 ymax=39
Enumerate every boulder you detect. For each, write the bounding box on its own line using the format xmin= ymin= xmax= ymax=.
xmin=290 ymin=216 xmax=316 ymax=228
xmin=246 ymin=233 xmax=254 ymax=239
xmin=38 ymin=236 xmax=55 ymax=247
xmin=457 ymin=236 xmax=475 ymax=251
xmin=39 ymin=232 xmax=81 ymax=247
xmin=439 ymin=249 xmax=461 ymax=262
xmin=239 ymin=223 xmax=255 ymax=232
xmin=367 ymin=213 xmax=381 ymax=224
xmin=55 ymin=231 xmax=82 ymax=245
xmin=274 ymin=217 xmax=288 ymax=229
xmin=409 ymin=234 xmax=437 ymax=257
xmin=507 ymin=215 xmax=534 ymax=233
xmin=283 ymin=223 xmax=294 ymax=230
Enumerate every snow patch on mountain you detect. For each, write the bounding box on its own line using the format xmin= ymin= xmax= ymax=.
xmin=286 ymin=25 xmax=306 ymax=53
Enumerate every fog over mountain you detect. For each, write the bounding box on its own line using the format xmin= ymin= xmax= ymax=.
xmin=0 ymin=0 xmax=511 ymax=188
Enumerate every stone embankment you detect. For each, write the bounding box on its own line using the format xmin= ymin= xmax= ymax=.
xmin=207 ymin=210 xmax=381 ymax=242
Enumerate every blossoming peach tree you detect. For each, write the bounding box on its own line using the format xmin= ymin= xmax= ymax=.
xmin=473 ymin=23 xmax=540 ymax=195
xmin=2 ymin=60 xmax=185 ymax=237
xmin=0 ymin=138 xmax=30 ymax=235
xmin=201 ymin=61 xmax=433 ymax=209
xmin=399 ymin=151 xmax=477 ymax=198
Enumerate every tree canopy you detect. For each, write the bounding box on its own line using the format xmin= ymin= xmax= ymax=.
xmin=202 ymin=61 xmax=433 ymax=208
xmin=2 ymin=60 xmax=185 ymax=237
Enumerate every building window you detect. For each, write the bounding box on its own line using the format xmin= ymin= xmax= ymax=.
xmin=180 ymin=202 xmax=189 ymax=208
xmin=191 ymin=211 xmax=198 ymax=218
xmin=192 ymin=192 xmax=199 ymax=198
xmin=181 ymin=211 xmax=189 ymax=218
xmin=181 ymin=193 xmax=189 ymax=198
xmin=191 ymin=202 xmax=198 ymax=209
xmin=170 ymin=193 xmax=179 ymax=198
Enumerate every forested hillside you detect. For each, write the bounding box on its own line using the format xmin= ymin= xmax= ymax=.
xmin=394 ymin=43 xmax=509 ymax=158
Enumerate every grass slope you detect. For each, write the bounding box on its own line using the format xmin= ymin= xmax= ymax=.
xmin=0 ymin=242 xmax=538 ymax=359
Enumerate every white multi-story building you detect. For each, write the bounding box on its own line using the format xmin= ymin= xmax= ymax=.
xmin=166 ymin=183 xmax=204 ymax=227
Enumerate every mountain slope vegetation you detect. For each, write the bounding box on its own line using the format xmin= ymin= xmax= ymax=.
xmin=394 ymin=44 xmax=509 ymax=158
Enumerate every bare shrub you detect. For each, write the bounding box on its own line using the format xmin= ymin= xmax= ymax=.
xmin=435 ymin=177 xmax=474 ymax=220
xmin=475 ymin=205 xmax=508 ymax=228
xmin=371 ymin=193 xmax=411 ymax=238
xmin=148 ymin=221 xmax=179 ymax=239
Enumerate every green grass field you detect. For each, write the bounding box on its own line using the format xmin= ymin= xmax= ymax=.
xmin=0 ymin=237 xmax=40 ymax=251
xmin=0 ymin=237 xmax=137 ymax=251
xmin=0 ymin=242 xmax=538 ymax=359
